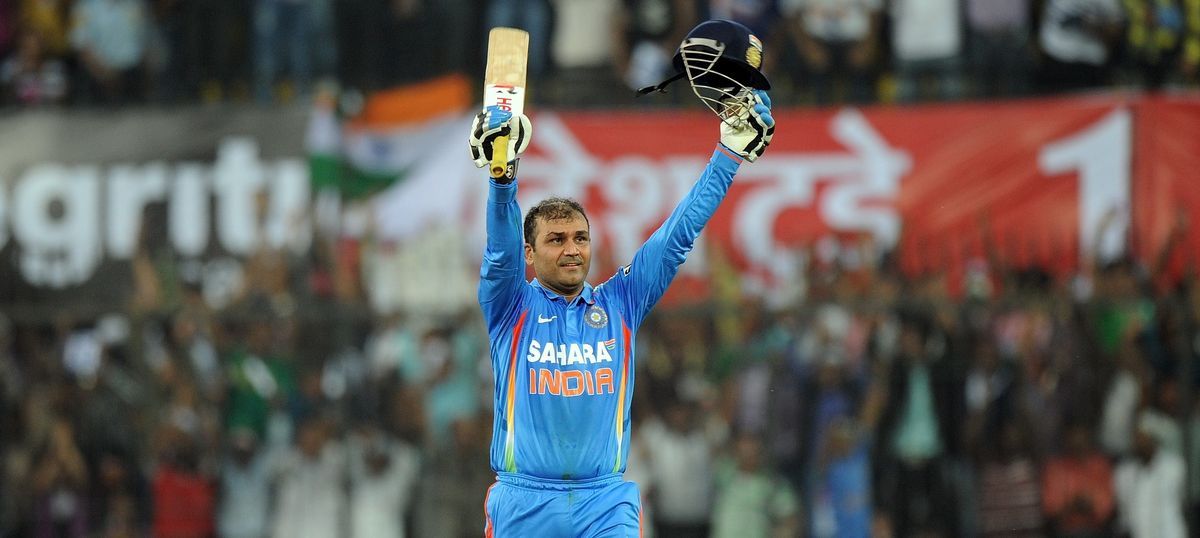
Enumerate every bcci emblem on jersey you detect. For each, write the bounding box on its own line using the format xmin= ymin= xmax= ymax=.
xmin=586 ymin=305 xmax=608 ymax=328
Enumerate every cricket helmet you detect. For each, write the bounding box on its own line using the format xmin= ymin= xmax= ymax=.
xmin=637 ymin=19 xmax=770 ymax=121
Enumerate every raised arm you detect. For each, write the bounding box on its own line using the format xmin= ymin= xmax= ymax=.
xmin=611 ymin=90 xmax=775 ymax=326
xmin=479 ymin=178 xmax=525 ymax=315
xmin=471 ymin=107 xmax=533 ymax=333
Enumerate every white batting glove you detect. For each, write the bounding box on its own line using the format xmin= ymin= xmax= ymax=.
xmin=469 ymin=106 xmax=532 ymax=168
xmin=719 ymin=90 xmax=775 ymax=163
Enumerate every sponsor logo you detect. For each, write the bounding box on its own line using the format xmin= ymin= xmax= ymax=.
xmin=537 ymin=314 xmax=557 ymax=323
xmin=529 ymin=367 xmax=616 ymax=397
xmin=526 ymin=340 xmax=614 ymax=365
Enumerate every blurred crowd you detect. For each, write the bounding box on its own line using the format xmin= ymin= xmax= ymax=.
xmin=2 ymin=207 xmax=1200 ymax=538
xmin=3 ymin=1 xmax=1200 ymax=538
xmin=0 ymin=0 xmax=1199 ymax=109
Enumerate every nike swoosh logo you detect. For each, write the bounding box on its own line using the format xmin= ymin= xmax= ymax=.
xmin=537 ymin=315 xmax=556 ymax=323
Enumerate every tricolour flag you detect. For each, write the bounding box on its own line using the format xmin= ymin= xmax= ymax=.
xmin=307 ymin=74 xmax=474 ymax=201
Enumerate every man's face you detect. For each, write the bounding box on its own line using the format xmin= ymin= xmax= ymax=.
xmin=525 ymin=214 xmax=591 ymax=296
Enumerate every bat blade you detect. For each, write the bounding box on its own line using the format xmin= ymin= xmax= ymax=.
xmin=483 ymin=27 xmax=529 ymax=179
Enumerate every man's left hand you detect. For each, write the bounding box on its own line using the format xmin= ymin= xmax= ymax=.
xmin=719 ymin=90 xmax=775 ymax=163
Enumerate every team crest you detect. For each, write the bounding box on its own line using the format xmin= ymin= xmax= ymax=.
xmin=746 ymin=34 xmax=763 ymax=69
xmin=586 ymin=305 xmax=609 ymax=328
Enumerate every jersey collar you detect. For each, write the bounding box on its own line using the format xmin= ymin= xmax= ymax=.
xmin=531 ymin=279 xmax=596 ymax=305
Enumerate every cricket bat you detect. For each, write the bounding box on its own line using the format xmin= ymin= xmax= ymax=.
xmin=483 ymin=27 xmax=529 ymax=180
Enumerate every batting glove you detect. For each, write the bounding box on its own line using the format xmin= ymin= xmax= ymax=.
xmin=719 ymin=90 xmax=775 ymax=163
xmin=469 ymin=106 xmax=532 ymax=168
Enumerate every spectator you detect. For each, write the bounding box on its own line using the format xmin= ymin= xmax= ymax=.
xmin=487 ymin=0 xmax=551 ymax=78
xmin=812 ymin=417 xmax=873 ymax=538
xmin=711 ymin=432 xmax=800 ymax=538
xmin=216 ymin=428 xmax=272 ymax=538
xmin=641 ymin=397 xmax=719 ymax=538
xmin=612 ymin=0 xmax=697 ymax=93
xmin=1098 ymin=343 xmax=1146 ymax=458
xmin=150 ymin=431 xmax=214 ymax=538
xmin=30 ymin=417 xmax=90 ymax=538
xmin=1042 ymin=422 xmax=1115 ymax=536
xmin=68 ymin=0 xmax=151 ymax=104
xmin=623 ymin=425 xmax=658 ymax=538
xmin=708 ymin=0 xmax=783 ymax=41
xmin=364 ymin=313 xmax=412 ymax=382
xmin=782 ymin=0 xmax=882 ymax=104
xmin=381 ymin=1 xmax=447 ymax=86
xmin=887 ymin=0 xmax=965 ymax=102
xmin=422 ymin=322 xmax=485 ymax=445
xmin=347 ymin=422 xmax=420 ymax=538
xmin=876 ymin=316 xmax=962 ymax=536
xmin=1092 ymin=259 xmax=1155 ymax=360
xmin=963 ymin=339 xmax=1015 ymax=451
xmin=224 ymin=314 xmax=297 ymax=439
xmin=252 ymin=0 xmax=312 ymax=103
xmin=0 ymin=29 xmax=68 ymax=105
xmin=1139 ymin=379 xmax=1184 ymax=455
xmin=1037 ymin=0 xmax=1125 ymax=93
xmin=975 ymin=418 xmax=1043 ymax=537
xmin=95 ymin=493 xmax=137 ymax=538
xmin=797 ymin=349 xmax=863 ymax=533
xmin=88 ymin=447 xmax=146 ymax=537
xmin=546 ymin=0 xmax=622 ymax=106
xmin=177 ymin=0 xmax=250 ymax=102
xmin=146 ymin=0 xmax=187 ymax=102
xmin=162 ymin=380 xmax=220 ymax=466
xmin=288 ymin=367 xmax=332 ymax=428
xmin=965 ymin=0 xmax=1033 ymax=98
xmin=332 ymin=0 xmax=397 ymax=92
xmin=167 ymin=309 xmax=221 ymax=403
xmin=1120 ymin=0 xmax=1194 ymax=89
xmin=1114 ymin=413 xmax=1188 ymax=538
xmin=702 ymin=0 xmax=784 ymax=84
xmin=412 ymin=415 xmax=492 ymax=537
xmin=272 ymin=415 xmax=347 ymax=538
xmin=308 ymin=0 xmax=336 ymax=80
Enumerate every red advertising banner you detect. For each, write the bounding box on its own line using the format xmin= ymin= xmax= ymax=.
xmin=1132 ymin=96 xmax=1200 ymax=288
xmin=517 ymin=95 xmax=1159 ymax=301
xmin=2 ymin=93 xmax=1195 ymax=308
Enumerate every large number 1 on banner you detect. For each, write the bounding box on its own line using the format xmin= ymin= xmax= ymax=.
xmin=1038 ymin=108 xmax=1132 ymax=265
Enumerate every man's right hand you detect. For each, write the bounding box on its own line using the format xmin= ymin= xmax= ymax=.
xmin=469 ymin=106 xmax=532 ymax=169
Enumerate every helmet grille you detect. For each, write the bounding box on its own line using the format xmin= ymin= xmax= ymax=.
xmin=679 ymin=38 xmax=755 ymax=125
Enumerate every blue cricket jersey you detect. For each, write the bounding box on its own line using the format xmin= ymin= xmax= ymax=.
xmin=479 ymin=145 xmax=743 ymax=481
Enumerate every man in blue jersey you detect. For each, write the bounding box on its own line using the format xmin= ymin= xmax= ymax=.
xmin=468 ymin=19 xmax=775 ymax=538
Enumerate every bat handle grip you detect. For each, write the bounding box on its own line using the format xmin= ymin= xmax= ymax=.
xmin=490 ymin=136 xmax=510 ymax=179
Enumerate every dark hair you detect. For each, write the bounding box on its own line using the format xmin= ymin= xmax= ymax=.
xmin=523 ymin=197 xmax=589 ymax=248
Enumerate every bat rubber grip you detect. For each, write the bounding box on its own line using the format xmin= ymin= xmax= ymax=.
xmin=490 ymin=136 xmax=510 ymax=178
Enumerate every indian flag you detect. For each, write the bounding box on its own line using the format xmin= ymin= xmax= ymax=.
xmin=307 ymin=75 xmax=481 ymax=241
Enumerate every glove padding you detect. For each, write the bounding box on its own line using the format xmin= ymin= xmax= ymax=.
xmin=469 ymin=106 xmax=532 ymax=169
xmin=719 ymin=90 xmax=775 ymax=163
